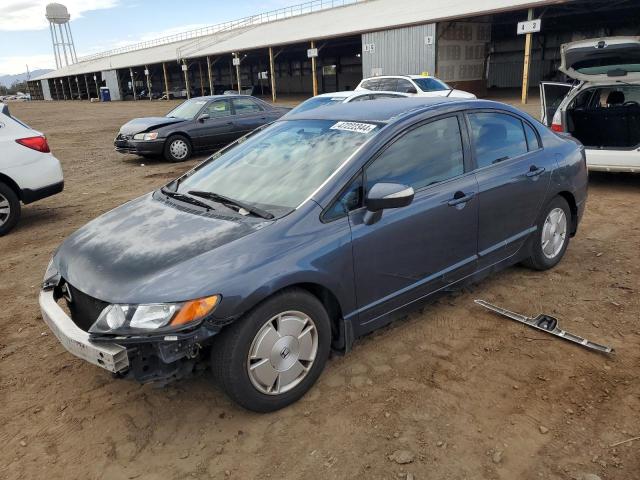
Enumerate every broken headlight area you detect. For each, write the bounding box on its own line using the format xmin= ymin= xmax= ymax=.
xmin=89 ymin=295 xmax=220 ymax=336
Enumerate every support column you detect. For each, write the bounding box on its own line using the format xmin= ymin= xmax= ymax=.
xmin=183 ymin=61 xmax=191 ymax=99
xmin=130 ymin=68 xmax=137 ymax=100
xmin=94 ymin=74 xmax=99 ymax=98
xmin=145 ymin=65 xmax=152 ymax=101
xmin=269 ymin=47 xmax=277 ymax=103
xmin=67 ymin=77 xmax=73 ymax=99
xmin=235 ymin=53 xmax=242 ymax=94
xmin=162 ymin=62 xmax=170 ymax=100
xmin=521 ymin=8 xmax=534 ymax=104
xmin=311 ymin=40 xmax=318 ymax=97
xmin=84 ymin=74 xmax=90 ymax=100
xmin=199 ymin=62 xmax=205 ymax=96
xmin=207 ymin=56 xmax=213 ymax=95
xmin=53 ymin=79 xmax=60 ymax=100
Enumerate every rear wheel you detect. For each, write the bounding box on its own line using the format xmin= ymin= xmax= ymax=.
xmin=211 ymin=289 xmax=331 ymax=412
xmin=164 ymin=135 xmax=192 ymax=162
xmin=523 ymin=196 xmax=571 ymax=270
xmin=0 ymin=182 xmax=20 ymax=236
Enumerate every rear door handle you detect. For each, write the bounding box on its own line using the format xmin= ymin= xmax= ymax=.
xmin=526 ymin=166 xmax=546 ymax=178
xmin=448 ymin=191 xmax=475 ymax=206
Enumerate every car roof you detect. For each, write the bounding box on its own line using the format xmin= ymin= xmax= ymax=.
xmin=361 ymin=75 xmax=438 ymax=81
xmin=284 ymin=97 xmax=466 ymax=123
xmin=316 ymin=90 xmax=409 ymax=99
xmin=188 ymin=94 xmax=255 ymax=101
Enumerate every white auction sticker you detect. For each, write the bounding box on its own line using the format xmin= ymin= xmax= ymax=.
xmin=330 ymin=121 xmax=377 ymax=134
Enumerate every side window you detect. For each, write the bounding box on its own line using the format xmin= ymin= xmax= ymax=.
xmin=349 ymin=95 xmax=372 ymax=102
xmin=468 ymin=112 xmax=528 ymax=168
xmin=396 ymin=79 xmax=416 ymax=93
xmin=373 ymin=93 xmax=403 ymax=99
xmin=232 ymin=98 xmax=263 ymax=115
xmin=360 ymin=79 xmax=376 ymax=90
xmin=324 ymin=174 xmax=363 ymax=221
xmin=366 ymin=116 xmax=465 ymax=192
xmin=524 ymin=122 xmax=541 ymax=151
xmin=378 ymin=78 xmax=398 ymax=91
xmin=205 ymin=100 xmax=230 ymax=117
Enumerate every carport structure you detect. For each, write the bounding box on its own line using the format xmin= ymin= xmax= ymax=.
xmin=30 ymin=0 xmax=640 ymax=104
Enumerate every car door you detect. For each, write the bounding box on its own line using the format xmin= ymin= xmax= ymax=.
xmin=540 ymin=82 xmax=574 ymax=126
xmin=348 ymin=114 xmax=479 ymax=330
xmin=189 ymin=99 xmax=235 ymax=149
xmin=467 ymin=110 xmax=553 ymax=269
xmin=231 ymin=97 xmax=269 ymax=138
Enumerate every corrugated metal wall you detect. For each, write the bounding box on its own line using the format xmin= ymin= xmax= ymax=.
xmin=102 ymin=70 xmax=121 ymax=101
xmin=362 ymin=24 xmax=436 ymax=78
xmin=41 ymin=80 xmax=52 ymax=101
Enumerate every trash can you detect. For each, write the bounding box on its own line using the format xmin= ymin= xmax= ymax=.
xmin=99 ymin=87 xmax=111 ymax=102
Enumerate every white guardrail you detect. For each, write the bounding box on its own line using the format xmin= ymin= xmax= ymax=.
xmin=77 ymin=0 xmax=366 ymax=63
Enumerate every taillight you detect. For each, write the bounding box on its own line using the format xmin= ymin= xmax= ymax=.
xmin=550 ymin=109 xmax=563 ymax=132
xmin=15 ymin=136 xmax=50 ymax=153
xmin=551 ymin=123 xmax=563 ymax=132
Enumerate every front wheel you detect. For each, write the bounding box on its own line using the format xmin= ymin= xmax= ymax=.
xmin=211 ymin=289 xmax=331 ymax=412
xmin=523 ymin=196 xmax=571 ymax=271
xmin=164 ymin=135 xmax=192 ymax=162
xmin=0 ymin=182 xmax=20 ymax=236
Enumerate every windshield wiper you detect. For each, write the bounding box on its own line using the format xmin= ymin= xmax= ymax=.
xmin=188 ymin=190 xmax=274 ymax=220
xmin=161 ymin=187 xmax=216 ymax=210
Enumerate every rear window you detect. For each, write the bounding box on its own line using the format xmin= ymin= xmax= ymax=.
xmin=288 ymin=96 xmax=344 ymax=115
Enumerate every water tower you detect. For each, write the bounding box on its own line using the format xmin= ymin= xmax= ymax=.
xmin=46 ymin=3 xmax=78 ymax=68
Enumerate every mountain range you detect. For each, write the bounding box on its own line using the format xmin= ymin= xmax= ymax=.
xmin=0 ymin=69 xmax=54 ymax=87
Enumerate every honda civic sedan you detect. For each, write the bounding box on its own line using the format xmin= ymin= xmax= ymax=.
xmin=42 ymin=98 xmax=587 ymax=412
xmin=114 ymin=95 xmax=289 ymax=162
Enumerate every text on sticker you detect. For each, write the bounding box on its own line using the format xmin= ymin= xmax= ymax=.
xmin=330 ymin=121 xmax=377 ymax=134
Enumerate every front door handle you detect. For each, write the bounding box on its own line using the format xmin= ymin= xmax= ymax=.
xmin=526 ymin=166 xmax=546 ymax=178
xmin=448 ymin=191 xmax=475 ymax=206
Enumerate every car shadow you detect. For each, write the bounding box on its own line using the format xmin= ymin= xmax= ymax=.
xmin=588 ymin=171 xmax=640 ymax=190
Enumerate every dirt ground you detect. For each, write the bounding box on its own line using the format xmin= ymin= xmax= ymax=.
xmin=1 ymin=96 xmax=639 ymax=480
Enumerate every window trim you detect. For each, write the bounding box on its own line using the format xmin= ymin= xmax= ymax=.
xmin=463 ymin=108 xmax=545 ymax=173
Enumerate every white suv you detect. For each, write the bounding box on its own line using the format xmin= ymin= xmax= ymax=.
xmin=355 ymin=75 xmax=476 ymax=99
xmin=540 ymin=36 xmax=640 ymax=173
xmin=0 ymin=103 xmax=64 ymax=235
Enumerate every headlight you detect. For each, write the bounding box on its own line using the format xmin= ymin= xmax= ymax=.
xmin=133 ymin=132 xmax=158 ymax=141
xmin=42 ymin=257 xmax=60 ymax=288
xmin=89 ymin=295 xmax=220 ymax=334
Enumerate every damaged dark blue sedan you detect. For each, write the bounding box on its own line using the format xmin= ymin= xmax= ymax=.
xmin=41 ymin=98 xmax=587 ymax=412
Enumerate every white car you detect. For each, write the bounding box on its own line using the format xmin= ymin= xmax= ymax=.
xmin=355 ymin=75 xmax=476 ymax=99
xmin=540 ymin=36 xmax=640 ymax=173
xmin=285 ymin=90 xmax=410 ymax=116
xmin=0 ymin=103 xmax=64 ymax=235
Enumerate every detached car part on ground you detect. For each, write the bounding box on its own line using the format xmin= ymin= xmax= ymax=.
xmin=114 ymin=95 xmax=288 ymax=162
xmin=540 ymin=36 xmax=640 ymax=173
xmin=0 ymin=103 xmax=64 ymax=235
xmin=43 ymin=98 xmax=587 ymax=412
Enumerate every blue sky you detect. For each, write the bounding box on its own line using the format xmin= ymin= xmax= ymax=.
xmin=0 ymin=0 xmax=295 ymax=74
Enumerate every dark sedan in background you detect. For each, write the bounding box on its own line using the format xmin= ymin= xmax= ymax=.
xmin=114 ymin=94 xmax=289 ymax=162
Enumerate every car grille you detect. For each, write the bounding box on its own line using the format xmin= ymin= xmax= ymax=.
xmin=64 ymin=282 xmax=109 ymax=332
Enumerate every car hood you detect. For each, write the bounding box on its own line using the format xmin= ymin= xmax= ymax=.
xmin=119 ymin=117 xmax=185 ymax=135
xmin=54 ymin=193 xmax=270 ymax=304
xmin=560 ymin=36 xmax=640 ymax=82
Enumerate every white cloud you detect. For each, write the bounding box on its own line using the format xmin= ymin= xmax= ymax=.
xmin=0 ymin=0 xmax=119 ymax=31
xmin=0 ymin=54 xmax=56 ymax=75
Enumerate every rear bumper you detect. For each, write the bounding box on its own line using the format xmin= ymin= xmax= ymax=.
xmin=39 ymin=289 xmax=129 ymax=373
xmin=114 ymin=139 xmax=164 ymax=156
xmin=22 ymin=180 xmax=63 ymax=204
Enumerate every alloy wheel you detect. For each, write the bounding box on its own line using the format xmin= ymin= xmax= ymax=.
xmin=0 ymin=193 xmax=10 ymax=227
xmin=247 ymin=310 xmax=318 ymax=395
xmin=541 ymin=207 xmax=567 ymax=259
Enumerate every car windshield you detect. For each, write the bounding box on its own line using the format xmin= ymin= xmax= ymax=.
xmin=412 ymin=77 xmax=450 ymax=92
xmin=176 ymin=119 xmax=380 ymax=213
xmin=287 ymin=96 xmax=345 ymax=115
xmin=166 ymin=99 xmax=207 ymax=120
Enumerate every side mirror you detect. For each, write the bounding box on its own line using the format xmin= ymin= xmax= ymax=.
xmin=407 ymin=87 xmax=418 ymax=94
xmin=364 ymin=182 xmax=414 ymax=225
xmin=198 ymin=113 xmax=210 ymax=122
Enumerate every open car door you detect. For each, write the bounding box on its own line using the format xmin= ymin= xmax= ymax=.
xmin=540 ymin=82 xmax=574 ymax=126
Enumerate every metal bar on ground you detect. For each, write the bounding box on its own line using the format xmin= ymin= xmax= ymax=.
xmin=521 ymin=8 xmax=534 ymax=104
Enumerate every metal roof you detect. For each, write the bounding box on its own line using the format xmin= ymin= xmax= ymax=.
xmin=35 ymin=0 xmax=570 ymax=81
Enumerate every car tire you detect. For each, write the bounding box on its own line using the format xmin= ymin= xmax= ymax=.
xmin=523 ymin=196 xmax=571 ymax=271
xmin=211 ymin=288 xmax=331 ymax=412
xmin=164 ymin=135 xmax=192 ymax=162
xmin=0 ymin=182 xmax=21 ymax=236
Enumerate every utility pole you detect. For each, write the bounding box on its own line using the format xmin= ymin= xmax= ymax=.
xmin=162 ymin=62 xmax=170 ymax=100
xmin=310 ymin=41 xmax=318 ymax=97
xmin=521 ymin=8 xmax=534 ymax=104
xmin=269 ymin=47 xmax=277 ymax=103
